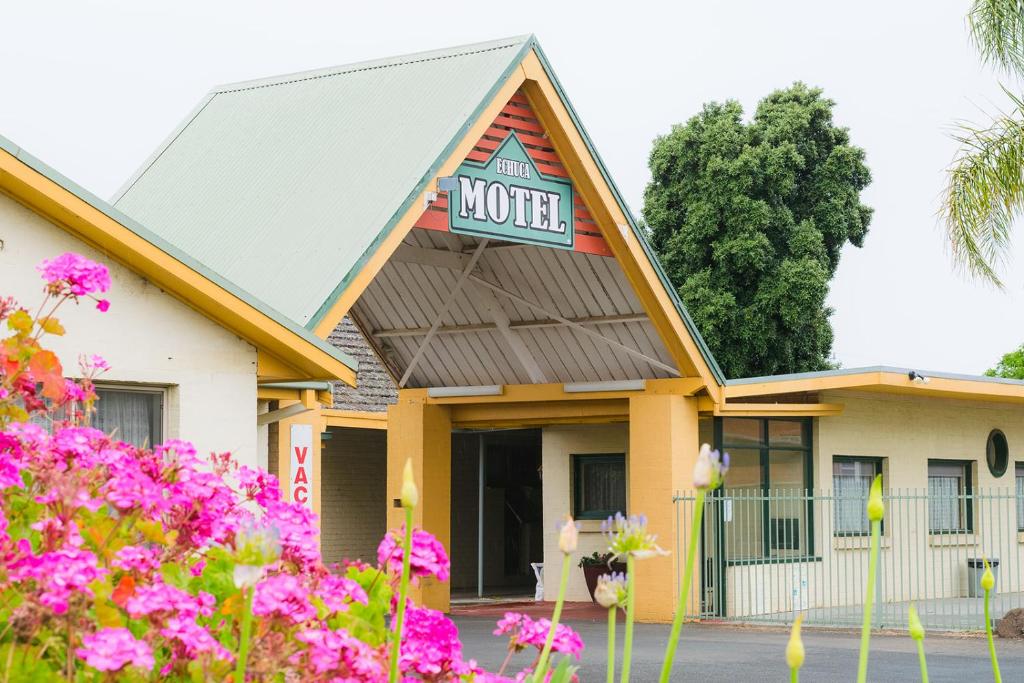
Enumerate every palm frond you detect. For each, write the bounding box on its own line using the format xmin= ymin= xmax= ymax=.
xmin=969 ymin=0 xmax=1024 ymax=77
xmin=941 ymin=104 xmax=1024 ymax=287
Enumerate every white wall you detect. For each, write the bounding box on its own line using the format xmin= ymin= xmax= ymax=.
xmin=541 ymin=423 xmax=628 ymax=602
xmin=0 ymin=196 xmax=259 ymax=466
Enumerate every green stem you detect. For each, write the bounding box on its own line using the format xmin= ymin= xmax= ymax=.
xmin=387 ymin=508 xmax=415 ymax=683
xmin=790 ymin=666 xmax=798 ymax=683
xmin=233 ymin=586 xmax=254 ymax=683
xmin=533 ymin=553 xmax=571 ymax=682
xmin=620 ymin=554 xmax=636 ymax=683
xmin=658 ymin=488 xmax=706 ymax=683
xmin=915 ymin=639 xmax=929 ymax=683
xmin=606 ymin=607 xmax=616 ymax=683
xmin=984 ymin=587 xmax=1002 ymax=683
xmin=857 ymin=518 xmax=881 ymax=683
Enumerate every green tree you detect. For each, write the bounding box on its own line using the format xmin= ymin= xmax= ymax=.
xmin=643 ymin=83 xmax=872 ymax=379
xmin=943 ymin=0 xmax=1024 ymax=286
xmin=985 ymin=342 xmax=1024 ymax=378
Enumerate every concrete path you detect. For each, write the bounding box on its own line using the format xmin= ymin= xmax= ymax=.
xmin=454 ymin=616 xmax=1024 ymax=681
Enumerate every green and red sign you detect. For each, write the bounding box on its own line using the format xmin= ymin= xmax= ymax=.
xmin=448 ymin=132 xmax=574 ymax=249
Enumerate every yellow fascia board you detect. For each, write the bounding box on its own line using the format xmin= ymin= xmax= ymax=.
xmin=0 ymin=149 xmax=356 ymax=387
xmin=517 ymin=52 xmax=722 ymax=402
xmin=451 ymin=399 xmax=629 ymax=430
xmin=323 ymin=409 xmax=388 ymax=430
xmin=408 ymin=378 xmax=704 ymax=405
xmin=714 ymin=403 xmax=845 ymax=417
xmin=725 ymin=370 xmax=1024 ymax=405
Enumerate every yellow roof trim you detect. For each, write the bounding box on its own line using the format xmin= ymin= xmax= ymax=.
xmin=0 ymin=148 xmax=356 ymax=386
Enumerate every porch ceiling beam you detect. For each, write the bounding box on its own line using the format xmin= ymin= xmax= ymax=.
xmin=469 ymin=284 xmax=549 ymax=384
xmin=407 ymin=378 xmax=705 ymax=405
xmin=398 ymin=239 xmax=490 ymax=388
xmin=467 ymin=275 xmax=682 ymax=377
xmin=392 ymin=243 xmax=472 ymax=271
xmin=370 ymin=313 xmax=649 ymax=339
xmin=713 ymin=402 xmax=845 ymax=417
xmin=256 ymin=402 xmax=311 ymax=426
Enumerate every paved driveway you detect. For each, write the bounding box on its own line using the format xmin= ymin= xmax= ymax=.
xmin=454 ymin=616 xmax=1024 ymax=681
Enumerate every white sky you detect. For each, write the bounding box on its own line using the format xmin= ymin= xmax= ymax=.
xmin=2 ymin=0 xmax=1022 ymax=376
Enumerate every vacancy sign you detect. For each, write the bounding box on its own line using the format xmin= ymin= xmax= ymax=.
xmin=448 ymin=132 xmax=574 ymax=249
xmin=289 ymin=424 xmax=313 ymax=510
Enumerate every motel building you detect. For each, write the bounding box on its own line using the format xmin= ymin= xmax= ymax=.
xmin=4 ymin=35 xmax=1024 ymax=626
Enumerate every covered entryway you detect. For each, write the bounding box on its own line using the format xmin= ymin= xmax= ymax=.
xmin=450 ymin=430 xmax=543 ymax=601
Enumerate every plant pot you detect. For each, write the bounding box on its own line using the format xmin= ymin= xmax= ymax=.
xmin=582 ymin=562 xmax=627 ymax=603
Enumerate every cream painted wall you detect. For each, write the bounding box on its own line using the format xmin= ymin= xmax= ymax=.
xmin=541 ymin=423 xmax=628 ymax=602
xmin=0 ymin=196 xmax=259 ymax=466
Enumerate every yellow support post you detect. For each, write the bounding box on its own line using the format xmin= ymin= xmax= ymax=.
xmin=628 ymin=393 xmax=699 ymax=622
xmin=387 ymin=393 xmax=452 ymax=612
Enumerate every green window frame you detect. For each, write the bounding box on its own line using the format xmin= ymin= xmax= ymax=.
xmin=571 ymin=453 xmax=626 ymax=520
xmin=832 ymin=456 xmax=884 ymax=537
xmin=927 ymin=459 xmax=974 ymax=534
xmin=716 ymin=417 xmax=815 ymax=562
xmin=1015 ymin=462 xmax=1024 ymax=532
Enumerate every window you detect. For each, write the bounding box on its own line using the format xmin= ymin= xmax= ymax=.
xmin=833 ymin=457 xmax=882 ymax=535
xmin=718 ymin=418 xmax=813 ymax=561
xmin=572 ymin=454 xmax=625 ymax=520
xmin=928 ymin=460 xmax=973 ymax=533
xmin=94 ymin=388 xmax=164 ymax=448
xmin=987 ymin=429 xmax=1009 ymax=477
xmin=1016 ymin=463 xmax=1024 ymax=532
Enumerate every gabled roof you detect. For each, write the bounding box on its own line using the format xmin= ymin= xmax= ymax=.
xmin=114 ymin=35 xmax=726 ymax=390
xmin=0 ymin=134 xmax=357 ymax=385
xmin=114 ymin=36 xmax=535 ymax=329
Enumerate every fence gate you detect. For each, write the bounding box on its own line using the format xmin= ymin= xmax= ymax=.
xmin=674 ymin=488 xmax=1023 ymax=631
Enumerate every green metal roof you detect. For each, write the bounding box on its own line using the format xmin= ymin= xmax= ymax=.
xmin=114 ymin=35 xmax=534 ymax=329
xmin=0 ymin=133 xmax=356 ymax=373
xmin=727 ymin=366 xmax=1024 ymax=387
xmin=112 ymin=35 xmax=727 ymax=386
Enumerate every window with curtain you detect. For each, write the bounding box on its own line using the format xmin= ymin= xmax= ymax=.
xmin=1016 ymin=463 xmax=1024 ymax=532
xmin=928 ymin=460 xmax=972 ymax=533
xmin=833 ymin=457 xmax=882 ymax=535
xmin=572 ymin=454 xmax=625 ymax=520
xmin=94 ymin=388 xmax=163 ymax=448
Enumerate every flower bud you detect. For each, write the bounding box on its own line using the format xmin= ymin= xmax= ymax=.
xmin=594 ymin=572 xmax=627 ymax=610
xmin=786 ymin=614 xmax=805 ymax=671
xmin=558 ymin=515 xmax=579 ymax=554
xmin=867 ymin=474 xmax=884 ymax=522
xmin=401 ymin=458 xmax=418 ymax=510
xmin=693 ymin=443 xmax=712 ymax=489
xmin=908 ymin=603 xmax=924 ymax=642
xmin=981 ymin=558 xmax=995 ymax=592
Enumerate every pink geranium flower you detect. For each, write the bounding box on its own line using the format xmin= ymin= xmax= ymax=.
xmin=494 ymin=612 xmax=584 ymax=659
xmin=76 ymin=628 xmax=153 ymax=672
xmin=37 ymin=252 xmax=110 ymax=297
xmin=396 ymin=605 xmax=473 ymax=678
xmin=377 ymin=526 xmax=450 ymax=583
xmin=253 ymin=573 xmax=317 ymax=623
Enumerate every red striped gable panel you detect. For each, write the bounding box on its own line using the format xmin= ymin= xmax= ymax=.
xmin=412 ymin=89 xmax=611 ymax=257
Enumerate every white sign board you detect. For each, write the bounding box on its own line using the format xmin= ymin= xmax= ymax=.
xmin=289 ymin=424 xmax=313 ymax=510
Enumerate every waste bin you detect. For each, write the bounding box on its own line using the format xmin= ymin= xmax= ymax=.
xmin=967 ymin=558 xmax=999 ymax=597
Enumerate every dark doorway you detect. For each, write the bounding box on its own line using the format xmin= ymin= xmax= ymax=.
xmin=450 ymin=429 xmax=543 ymax=600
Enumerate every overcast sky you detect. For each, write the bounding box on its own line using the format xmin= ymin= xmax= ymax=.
xmin=2 ymin=1 xmax=1022 ymax=375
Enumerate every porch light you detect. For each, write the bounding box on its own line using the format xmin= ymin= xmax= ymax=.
xmin=908 ymin=370 xmax=930 ymax=384
xmin=426 ymin=385 xmax=503 ymax=398
xmin=563 ymin=380 xmax=646 ymax=393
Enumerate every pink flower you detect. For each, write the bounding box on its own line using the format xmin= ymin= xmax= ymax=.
xmin=125 ymin=581 xmax=214 ymax=620
xmin=237 ymin=465 xmax=282 ymax=508
xmin=0 ymin=452 xmax=23 ymax=489
xmin=293 ymin=627 xmax=386 ymax=678
xmin=160 ymin=616 xmax=233 ymax=662
xmin=253 ymin=573 xmax=317 ymax=623
xmin=76 ymin=628 xmax=153 ymax=672
xmin=37 ymin=252 xmax=111 ymax=297
xmin=494 ymin=612 xmax=584 ymax=659
xmin=7 ymin=546 xmax=106 ymax=614
xmin=112 ymin=545 xmax=161 ymax=573
xmin=377 ymin=526 xmax=450 ymax=583
xmin=95 ymin=299 xmax=110 ymax=312
xmin=396 ymin=606 xmax=472 ymax=677
xmin=314 ymin=574 xmax=368 ymax=613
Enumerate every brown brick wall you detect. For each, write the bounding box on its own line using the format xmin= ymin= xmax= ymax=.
xmin=320 ymin=426 xmax=387 ymax=565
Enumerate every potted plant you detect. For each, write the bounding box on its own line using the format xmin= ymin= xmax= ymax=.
xmin=578 ymin=551 xmax=627 ymax=603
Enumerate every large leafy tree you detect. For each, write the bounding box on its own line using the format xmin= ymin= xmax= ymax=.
xmin=985 ymin=342 xmax=1024 ymax=378
xmin=943 ymin=0 xmax=1024 ymax=286
xmin=643 ymin=83 xmax=872 ymax=379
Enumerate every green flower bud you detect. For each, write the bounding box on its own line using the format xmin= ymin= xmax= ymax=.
xmin=908 ymin=603 xmax=925 ymax=641
xmin=867 ymin=474 xmax=884 ymax=522
xmin=401 ymin=458 xmax=418 ymax=510
xmin=786 ymin=614 xmax=805 ymax=671
xmin=981 ymin=558 xmax=995 ymax=592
